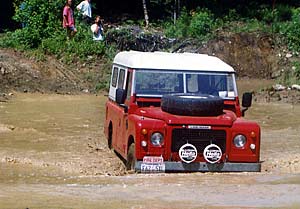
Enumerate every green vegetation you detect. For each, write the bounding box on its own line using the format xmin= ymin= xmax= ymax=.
xmin=1 ymin=0 xmax=109 ymax=62
xmin=164 ymin=9 xmax=215 ymax=41
xmin=1 ymin=0 xmax=300 ymax=87
xmin=12 ymin=0 xmax=62 ymax=48
xmin=163 ymin=4 xmax=300 ymax=52
xmin=40 ymin=24 xmax=105 ymax=62
xmin=278 ymin=8 xmax=300 ymax=52
xmin=293 ymin=61 xmax=300 ymax=79
xmin=0 ymin=0 xmax=116 ymax=91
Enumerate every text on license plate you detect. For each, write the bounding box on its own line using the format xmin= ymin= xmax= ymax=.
xmin=141 ymin=163 xmax=165 ymax=172
xmin=143 ymin=156 xmax=164 ymax=164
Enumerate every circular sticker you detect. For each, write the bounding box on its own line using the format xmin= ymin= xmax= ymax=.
xmin=203 ymin=144 xmax=222 ymax=164
xmin=179 ymin=143 xmax=198 ymax=163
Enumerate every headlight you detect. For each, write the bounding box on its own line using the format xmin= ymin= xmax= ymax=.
xmin=150 ymin=132 xmax=164 ymax=146
xmin=233 ymin=134 xmax=247 ymax=148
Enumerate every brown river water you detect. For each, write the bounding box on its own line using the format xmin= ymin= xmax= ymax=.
xmin=0 ymin=80 xmax=300 ymax=209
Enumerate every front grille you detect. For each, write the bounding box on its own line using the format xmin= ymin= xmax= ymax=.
xmin=171 ymin=129 xmax=226 ymax=153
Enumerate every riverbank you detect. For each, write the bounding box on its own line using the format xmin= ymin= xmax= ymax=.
xmin=1 ymin=30 xmax=299 ymax=100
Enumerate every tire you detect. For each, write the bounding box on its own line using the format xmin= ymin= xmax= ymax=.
xmin=161 ymin=93 xmax=224 ymax=116
xmin=126 ymin=143 xmax=136 ymax=171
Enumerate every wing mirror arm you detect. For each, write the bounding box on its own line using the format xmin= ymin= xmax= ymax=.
xmin=120 ymin=104 xmax=128 ymax=113
xmin=241 ymin=107 xmax=248 ymax=117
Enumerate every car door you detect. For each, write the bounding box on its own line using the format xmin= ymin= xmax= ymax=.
xmin=115 ymin=68 xmax=128 ymax=152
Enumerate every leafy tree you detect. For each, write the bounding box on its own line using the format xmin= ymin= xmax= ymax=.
xmin=279 ymin=7 xmax=300 ymax=52
xmin=164 ymin=8 xmax=190 ymax=38
xmin=12 ymin=0 xmax=64 ymax=48
xmin=164 ymin=8 xmax=215 ymax=41
xmin=189 ymin=9 xmax=214 ymax=39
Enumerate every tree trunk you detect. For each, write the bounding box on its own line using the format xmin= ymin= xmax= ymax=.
xmin=272 ymin=0 xmax=276 ymax=10
xmin=142 ymin=0 xmax=149 ymax=28
xmin=173 ymin=0 xmax=177 ymax=24
xmin=173 ymin=0 xmax=180 ymax=24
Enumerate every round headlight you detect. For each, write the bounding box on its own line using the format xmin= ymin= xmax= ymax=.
xmin=233 ymin=134 xmax=247 ymax=148
xmin=150 ymin=132 xmax=164 ymax=146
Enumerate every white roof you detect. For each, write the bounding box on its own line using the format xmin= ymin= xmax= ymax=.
xmin=113 ymin=51 xmax=234 ymax=72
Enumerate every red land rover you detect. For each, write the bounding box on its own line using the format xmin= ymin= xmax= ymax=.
xmin=104 ymin=51 xmax=261 ymax=172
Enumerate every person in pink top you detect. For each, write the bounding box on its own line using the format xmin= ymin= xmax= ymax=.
xmin=63 ymin=0 xmax=77 ymax=38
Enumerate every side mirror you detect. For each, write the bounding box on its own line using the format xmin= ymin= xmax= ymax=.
xmin=116 ymin=88 xmax=126 ymax=104
xmin=242 ymin=92 xmax=252 ymax=108
xmin=241 ymin=92 xmax=252 ymax=116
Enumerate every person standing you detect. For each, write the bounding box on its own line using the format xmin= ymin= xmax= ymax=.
xmin=76 ymin=0 xmax=92 ymax=24
xmin=90 ymin=15 xmax=104 ymax=41
xmin=63 ymin=0 xmax=77 ymax=38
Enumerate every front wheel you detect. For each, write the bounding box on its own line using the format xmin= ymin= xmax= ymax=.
xmin=126 ymin=143 xmax=136 ymax=171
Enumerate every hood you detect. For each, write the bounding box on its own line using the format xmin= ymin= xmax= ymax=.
xmin=135 ymin=107 xmax=237 ymax=127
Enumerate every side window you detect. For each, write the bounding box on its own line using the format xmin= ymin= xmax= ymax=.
xmin=111 ymin=67 xmax=118 ymax=87
xmin=126 ymin=71 xmax=132 ymax=100
xmin=117 ymin=69 xmax=126 ymax=89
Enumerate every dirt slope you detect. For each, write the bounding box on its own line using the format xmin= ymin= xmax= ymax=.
xmin=0 ymin=32 xmax=297 ymax=95
xmin=0 ymin=48 xmax=110 ymax=94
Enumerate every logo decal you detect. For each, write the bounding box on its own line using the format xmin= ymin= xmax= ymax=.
xmin=203 ymin=144 xmax=222 ymax=164
xmin=188 ymin=125 xmax=211 ymax=129
xmin=179 ymin=143 xmax=198 ymax=163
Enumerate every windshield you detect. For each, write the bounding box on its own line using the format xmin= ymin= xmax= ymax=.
xmin=134 ymin=70 xmax=237 ymax=98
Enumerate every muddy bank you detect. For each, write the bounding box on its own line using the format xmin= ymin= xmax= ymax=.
xmin=0 ymin=49 xmax=80 ymax=93
xmin=254 ymin=85 xmax=300 ymax=104
xmin=176 ymin=33 xmax=279 ymax=79
xmin=0 ymin=49 xmax=109 ymax=94
xmin=1 ymin=31 xmax=298 ymax=96
xmin=236 ymin=79 xmax=300 ymax=104
xmin=107 ymin=29 xmax=285 ymax=79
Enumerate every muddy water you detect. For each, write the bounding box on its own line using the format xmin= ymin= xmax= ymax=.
xmin=0 ymin=87 xmax=300 ymax=208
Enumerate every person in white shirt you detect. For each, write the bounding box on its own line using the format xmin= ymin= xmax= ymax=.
xmin=76 ymin=0 xmax=92 ymax=24
xmin=91 ymin=15 xmax=104 ymax=41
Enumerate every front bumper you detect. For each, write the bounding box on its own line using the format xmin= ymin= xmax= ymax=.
xmin=135 ymin=161 xmax=261 ymax=172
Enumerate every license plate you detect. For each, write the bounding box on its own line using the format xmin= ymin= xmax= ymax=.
xmin=143 ymin=156 xmax=164 ymax=164
xmin=141 ymin=156 xmax=165 ymax=173
xmin=141 ymin=163 xmax=165 ymax=173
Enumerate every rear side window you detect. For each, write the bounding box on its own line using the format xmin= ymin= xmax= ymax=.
xmin=126 ymin=71 xmax=132 ymax=100
xmin=118 ymin=69 xmax=126 ymax=89
xmin=111 ymin=67 xmax=118 ymax=87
